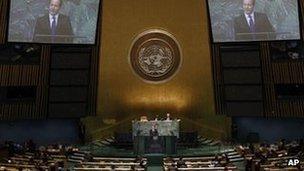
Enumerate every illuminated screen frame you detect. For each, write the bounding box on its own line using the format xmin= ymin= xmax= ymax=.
xmin=206 ymin=0 xmax=302 ymax=43
xmin=6 ymin=0 xmax=103 ymax=45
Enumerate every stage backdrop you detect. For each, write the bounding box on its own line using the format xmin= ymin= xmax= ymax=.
xmin=84 ymin=0 xmax=231 ymax=140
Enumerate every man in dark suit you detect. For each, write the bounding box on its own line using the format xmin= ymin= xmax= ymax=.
xmin=33 ymin=0 xmax=73 ymax=43
xmin=234 ymin=0 xmax=275 ymax=41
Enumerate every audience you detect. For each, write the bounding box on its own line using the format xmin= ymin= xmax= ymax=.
xmin=237 ymin=139 xmax=304 ymax=170
xmin=1 ymin=138 xmax=304 ymax=170
xmin=0 ymin=140 xmax=80 ymax=170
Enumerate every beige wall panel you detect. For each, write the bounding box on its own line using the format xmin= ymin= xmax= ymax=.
xmin=94 ymin=0 xmax=230 ymax=139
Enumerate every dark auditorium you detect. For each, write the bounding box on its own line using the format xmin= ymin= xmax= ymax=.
xmin=1 ymin=0 xmax=304 ymax=170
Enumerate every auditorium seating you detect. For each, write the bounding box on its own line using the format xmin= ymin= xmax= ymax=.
xmin=0 ymin=139 xmax=150 ymax=170
xmin=112 ymin=132 xmax=133 ymax=149
xmin=1 ymin=138 xmax=303 ymax=170
xmin=236 ymin=139 xmax=304 ymax=170
xmin=163 ymin=155 xmax=237 ymax=170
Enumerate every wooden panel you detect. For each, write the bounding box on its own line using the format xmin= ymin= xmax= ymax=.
xmin=259 ymin=43 xmax=274 ymax=117
xmin=226 ymin=102 xmax=263 ymax=116
xmin=211 ymin=45 xmax=226 ymax=115
xmin=260 ymin=40 xmax=304 ymax=118
xmin=88 ymin=46 xmax=99 ymax=116
xmin=50 ymin=70 xmax=89 ymax=86
xmin=49 ymin=103 xmax=87 ymax=118
xmin=225 ymin=85 xmax=262 ymax=101
xmin=0 ymin=66 xmax=40 ymax=86
xmin=223 ymin=68 xmax=262 ymax=84
xmin=301 ymin=0 xmax=304 ymax=40
xmin=0 ymin=0 xmax=8 ymax=44
xmin=272 ymin=62 xmax=304 ymax=84
xmin=0 ymin=103 xmax=35 ymax=120
xmin=221 ymin=51 xmax=260 ymax=67
xmin=51 ymin=52 xmax=90 ymax=69
xmin=0 ymin=46 xmax=50 ymax=120
xmin=49 ymin=87 xmax=88 ymax=102
xmin=87 ymin=7 xmax=102 ymax=116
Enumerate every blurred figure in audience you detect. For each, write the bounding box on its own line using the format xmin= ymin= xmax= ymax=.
xmin=249 ymin=143 xmax=255 ymax=154
xmin=267 ymin=149 xmax=277 ymax=158
xmin=164 ymin=156 xmax=176 ymax=170
xmin=223 ymin=153 xmax=229 ymax=163
xmin=6 ymin=141 xmax=14 ymax=157
xmin=168 ymin=165 xmax=177 ymax=171
xmin=299 ymin=139 xmax=304 ymax=151
xmin=154 ymin=115 xmax=159 ymax=121
xmin=231 ymin=123 xmax=238 ymax=144
xmin=214 ymin=154 xmax=222 ymax=166
xmin=42 ymin=151 xmax=49 ymax=163
xmin=286 ymin=41 xmax=301 ymax=60
xmin=49 ymin=163 xmax=56 ymax=171
xmin=78 ymin=120 xmax=86 ymax=145
xmin=28 ymin=156 xmax=34 ymax=164
xmin=278 ymin=139 xmax=286 ymax=150
xmin=176 ymin=157 xmax=186 ymax=168
xmin=165 ymin=113 xmax=172 ymax=121
xmin=26 ymin=139 xmax=36 ymax=153
xmin=164 ymin=156 xmax=174 ymax=164
xmin=254 ymin=160 xmax=260 ymax=171
xmin=84 ymin=153 xmax=94 ymax=162
xmin=57 ymin=160 xmax=65 ymax=171
xmin=245 ymin=158 xmax=252 ymax=171
xmin=135 ymin=156 xmax=146 ymax=168
xmin=139 ymin=159 xmax=146 ymax=169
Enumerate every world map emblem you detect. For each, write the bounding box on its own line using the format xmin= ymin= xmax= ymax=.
xmin=130 ymin=30 xmax=181 ymax=82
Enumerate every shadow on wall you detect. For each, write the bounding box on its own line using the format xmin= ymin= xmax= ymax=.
xmin=0 ymin=119 xmax=79 ymax=145
xmin=234 ymin=117 xmax=304 ymax=143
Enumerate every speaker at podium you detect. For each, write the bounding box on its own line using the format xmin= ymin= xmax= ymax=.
xmin=132 ymin=120 xmax=179 ymax=155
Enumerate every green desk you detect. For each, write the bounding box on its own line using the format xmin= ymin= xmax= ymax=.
xmin=134 ymin=136 xmax=177 ymax=155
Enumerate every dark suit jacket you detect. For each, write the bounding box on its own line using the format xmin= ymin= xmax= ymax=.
xmin=33 ymin=14 xmax=73 ymax=43
xmin=234 ymin=12 xmax=275 ymax=41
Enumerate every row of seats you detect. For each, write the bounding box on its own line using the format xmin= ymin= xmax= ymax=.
xmin=0 ymin=141 xmax=81 ymax=171
xmin=237 ymin=139 xmax=304 ymax=170
xmin=72 ymin=156 xmax=146 ymax=171
xmin=163 ymin=154 xmax=237 ymax=171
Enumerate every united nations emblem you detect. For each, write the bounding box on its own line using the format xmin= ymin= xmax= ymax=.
xmin=130 ymin=30 xmax=181 ymax=82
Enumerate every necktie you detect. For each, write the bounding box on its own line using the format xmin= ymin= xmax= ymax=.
xmin=248 ymin=14 xmax=255 ymax=32
xmin=51 ymin=16 xmax=56 ymax=42
xmin=248 ymin=14 xmax=256 ymax=39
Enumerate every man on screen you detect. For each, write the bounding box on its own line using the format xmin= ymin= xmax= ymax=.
xmin=234 ymin=0 xmax=275 ymax=41
xmin=33 ymin=0 xmax=73 ymax=43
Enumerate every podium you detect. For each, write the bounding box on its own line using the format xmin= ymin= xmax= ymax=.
xmin=33 ymin=34 xmax=85 ymax=43
xmin=235 ymin=31 xmax=276 ymax=39
xmin=132 ymin=120 xmax=179 ymax=155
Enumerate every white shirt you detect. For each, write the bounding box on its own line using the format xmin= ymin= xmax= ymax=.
xmin=245 ymin=12 xmax=255 ymax=26
xmin=49 ymin=13 xmax=59 ymax=28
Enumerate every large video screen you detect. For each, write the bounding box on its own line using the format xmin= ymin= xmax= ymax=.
xmin=207 ymin=0 xmax=301 ymax=42
xmin=8 ymin=0 xmax=101 ymax=44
